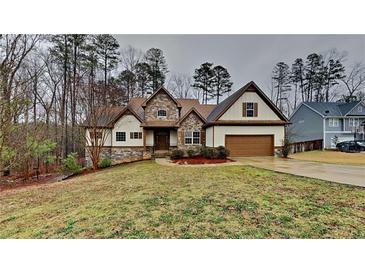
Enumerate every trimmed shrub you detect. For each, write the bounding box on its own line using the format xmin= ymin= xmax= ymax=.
xmin=187 ymin=149 xmax=195 ymax=158
xmin=171 ymin=149 xmax=184 ymax=160
xmin=99 ymin=157 xmax=112 ymax=168
xmin=201 ymin=146 xmax=229 ymax=159
xmin=63 ymin=153 xmax=81 ymax=174
xmin=216 ymin=146 xmax=230 ymax=159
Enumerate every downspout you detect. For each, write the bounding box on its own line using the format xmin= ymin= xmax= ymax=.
xmin=322 ymin=118 xmax=326 ymax=150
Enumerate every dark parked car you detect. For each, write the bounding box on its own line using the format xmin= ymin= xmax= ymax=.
xmin=336 ymin=140 xmax=365 ymax=152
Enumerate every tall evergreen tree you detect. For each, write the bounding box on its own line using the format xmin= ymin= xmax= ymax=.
xmin=323 ymin=58 xmax=345 ymax=102
xmin=134 ymin=62 xmax=151 ymax=97
xmin=272 ymin=62 xmax=291 ymax=113
xmin=116 ymin=70 xmax=136 ymax=103
xmin=304 ymin=53 xmax=322 ymax=102
xmin=144 ymin=48 xmax=168 ymax=91
xmin=290 ymin=58 xmax=305 ymax=108
xmin=93 ymin=34 xmax=120 ymax=103
xmin=192 ymin=62 xmax=214 ymax=104
xmin=211 ymin=65 xmax=233 ymax=104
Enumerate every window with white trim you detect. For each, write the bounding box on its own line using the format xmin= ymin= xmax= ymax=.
xmin=246 ymin=102 xmax=254 ymax=117
xmin=184 ymin=131 xmax=200 ymax=145
xmin=157 ymin=109 xmax=167 ymax=117
xmin=116 ymin=132 xmax=126 ymax=142
xmin=328 ymin=118 xmax=339 ymax=127
xmin=349 ymin=118 xmax=359 ymax=127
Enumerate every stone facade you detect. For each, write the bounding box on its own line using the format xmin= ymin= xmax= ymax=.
xmin=85 ymin=147 xmax=151 ymax=166
xmin=144 ymin=92 xmax=179 ymax=121
xmin=177 ymin=111 xmax=205 ymax=152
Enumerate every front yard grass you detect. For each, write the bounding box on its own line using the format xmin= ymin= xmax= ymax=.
xmin=290 ymin=150 xmax=365 ymax=165
xmin=0 ymin=161 xmax=364 ymax=239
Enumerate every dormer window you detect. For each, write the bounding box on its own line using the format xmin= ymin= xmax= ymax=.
xmin=158 ymin=109 xmax=167 ymax=117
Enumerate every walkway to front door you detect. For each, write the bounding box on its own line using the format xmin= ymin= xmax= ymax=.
xmin=154 ymin=129 xmax=169 ymax=150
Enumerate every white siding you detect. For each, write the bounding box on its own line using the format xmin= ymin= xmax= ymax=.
xmin=85 ymin=129 xmax=112 ymax=146
xmin=211 ymin=125 xmax=285 ymax=147
xmin=146 ymin=130 xmax=154 ymax=146
xmin=170 ymin=130 xmax=177 ymax=146
xmin=205 ymin=127 xmax=213 ymax=147
xmin=219 ymin=91 xmax=281 ymax=121
xmin=112 ymin=114 xmax=143 ymax=146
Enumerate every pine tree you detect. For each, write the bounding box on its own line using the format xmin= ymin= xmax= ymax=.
xmin=272 ymin=62 xmax=291 ymax=113
xmin=290 ymin=58 xmax=305 ymax=108
xmin=211 ymin=65 xmax=233 ymax=104
xmin=304 ymin=53 xmax=322 ymax=102
xmin=134 ymin=62 xmax=151 ymax=97
xmin=192 ymin=62 xmax=214 ymax=104
xmin=144 ymin=48 xmax=168 ymax=91
xmin=116 ymin=70 xmax=136 ymax=103
xmin=93 ymin=34 xmax=120 ymax=103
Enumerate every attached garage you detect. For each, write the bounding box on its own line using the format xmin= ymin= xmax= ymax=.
xmin=225 ymin=135 xmax=274 ymax=156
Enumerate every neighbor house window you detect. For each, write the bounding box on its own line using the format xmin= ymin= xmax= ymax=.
xmin=90 ymin=130 xmax=102 ymax=139
xmin=130 ymin=132 xmax=142 ymax=139
xmin=328 ymin=118 xmax=339 ymax=127
xmin=116 ymin=131 xmax=126 ymax=141
xmin=349 ymin=118 xmax=359 ymax=127
xmin=184 ymin=131 xmax=200 ymax=145
xmin=243 ymin=102 xmax=257 ymax=117
xmin=157 ymin=109 xmax=167 ymax=117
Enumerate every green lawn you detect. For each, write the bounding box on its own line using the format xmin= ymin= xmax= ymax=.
xmin=1 ymin=161 xmax=364 ymax=239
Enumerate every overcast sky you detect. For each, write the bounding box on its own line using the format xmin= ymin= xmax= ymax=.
xmin=114 ymin=35 xmax=365 ymax=93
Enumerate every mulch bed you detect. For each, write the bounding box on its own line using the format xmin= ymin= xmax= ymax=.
xmin=172 ymin=156 xmax=234 ymax=165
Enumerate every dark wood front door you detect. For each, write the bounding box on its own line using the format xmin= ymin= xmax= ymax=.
xmin=155 ymin=130 xmax=169 ymax=150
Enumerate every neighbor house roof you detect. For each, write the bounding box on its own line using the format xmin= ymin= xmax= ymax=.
xmin=303 ymin=101 xmax=362 ymax=117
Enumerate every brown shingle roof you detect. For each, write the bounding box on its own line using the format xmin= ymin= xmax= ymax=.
xmin=83 ymin=106 xmax=125 ymax=128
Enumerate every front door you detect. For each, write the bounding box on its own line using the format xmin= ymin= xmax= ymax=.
xmin=155 ymin=130 xmax=169 ymax=150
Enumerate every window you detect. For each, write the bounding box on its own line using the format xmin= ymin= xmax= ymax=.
xmin=116 ymin=132 xmax=126 ymax=142
xmin=358 ymin=106 xmax=363 ymax=112
xmin=246 ymin=102 xmax=254 ymax=117
xmin=90 ymin=130 xmax=102 ymax=139
xmin=328 ymin=118 xmax=339 ymax=127
xmin=184 ymin=131 xmax=200 ymax=145
xmin=243 ymin=102 xmax=257 ymax=117
xmin=130 ymin=132 xmax=142 ymax=139
xmin=157 ymin=109 xmax=167 ymax=117
xmin=349 ymin=118 xmax=359 ymax=127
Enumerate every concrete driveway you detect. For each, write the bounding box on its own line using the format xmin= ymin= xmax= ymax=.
xmin=233 ymin=157 xmax=365 ymax=187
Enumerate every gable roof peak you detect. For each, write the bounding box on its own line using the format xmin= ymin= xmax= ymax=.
xmin=207 ymin=81 xmax=288 ymax=122
xmin=141 ymin=86 xmax=181 ymax=108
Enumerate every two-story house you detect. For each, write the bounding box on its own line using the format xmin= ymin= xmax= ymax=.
xmin=289 ymin=101 xmax=365 ymax=150
xmin=84 ymin=81 xmax=289 ymax=164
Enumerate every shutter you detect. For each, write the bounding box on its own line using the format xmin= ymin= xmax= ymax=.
xmin=130 ymin=132 xmax=133 ymax=139
xmin=200 ymin=130 xmax=206 ymax=146
xmin=254 ymin=103 xmax=258 ymax=117
xmin=242 ymin=103 xmax=247 ymax=117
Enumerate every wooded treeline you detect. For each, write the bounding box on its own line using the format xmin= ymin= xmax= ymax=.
xmin=271 ymin=49 xmax=365 ymax=116
xmin=0 ymin=34 xmax=233 ymax=176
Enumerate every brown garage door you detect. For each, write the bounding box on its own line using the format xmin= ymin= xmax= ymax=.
xmin=225 ymin=135 xmax=274 ymax=156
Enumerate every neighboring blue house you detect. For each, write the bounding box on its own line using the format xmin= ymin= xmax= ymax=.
xmin=289 ymin=101 xmax=365 ymax=150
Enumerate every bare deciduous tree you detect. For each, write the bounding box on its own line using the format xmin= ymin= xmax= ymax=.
xmin=167 ymin=73 xmax=192 ymax=99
